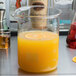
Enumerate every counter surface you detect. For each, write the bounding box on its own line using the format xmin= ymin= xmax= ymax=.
xmin=0 ymin=36 xmax=76 ymax=76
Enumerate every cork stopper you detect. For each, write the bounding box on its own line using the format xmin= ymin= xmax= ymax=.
xmin=29 ymin=0 xmax=48 ymax=29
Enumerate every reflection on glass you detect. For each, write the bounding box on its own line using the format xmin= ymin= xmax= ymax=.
xmin=55 ymin=0 xmax=73 ymax=5
xmin=18 ymin=68 xmax=58 ymax=75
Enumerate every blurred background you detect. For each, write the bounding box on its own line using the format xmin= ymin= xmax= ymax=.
xmin=0 ymin=0 xmax=75 ymax=34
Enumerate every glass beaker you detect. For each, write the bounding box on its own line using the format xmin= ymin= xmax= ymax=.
xmin=13 ymin=6 xmax=61 ymax=73
xmin=66 ymin=12 xmax=76 ymax=49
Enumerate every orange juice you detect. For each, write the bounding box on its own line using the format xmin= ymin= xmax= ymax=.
xmin=18 ymin=31 xmax=59 ymax=73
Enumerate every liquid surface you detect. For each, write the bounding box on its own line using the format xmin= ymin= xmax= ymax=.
xmin=19 ymin=31 xmax=58 ymax=40
xmin=18 ymin=31 xmax=59 ymax=73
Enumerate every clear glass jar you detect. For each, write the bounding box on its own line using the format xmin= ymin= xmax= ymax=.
xmin=13 ymin=6 xmax=61 ymax=73
xmin=54 ymin=0 xmax=74 ymax=31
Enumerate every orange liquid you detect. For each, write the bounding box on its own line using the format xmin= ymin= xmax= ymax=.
xmin=18 ymin=31 xmax=59 ymax=73
xmin=0 ymin=35 xmax=10 ymax=49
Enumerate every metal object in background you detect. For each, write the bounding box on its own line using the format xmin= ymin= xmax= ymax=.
xmin=0 ymin=9 xmax=5 ymax=29
xmin=0 ymin=0 xmax=9 ymax=29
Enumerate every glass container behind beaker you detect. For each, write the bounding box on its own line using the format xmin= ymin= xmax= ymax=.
xmin=66 ymin=12 xmax=76 ymax=49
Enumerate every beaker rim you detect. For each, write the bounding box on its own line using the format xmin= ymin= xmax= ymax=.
xmin=12 ymin=6 xmax=62 ymax=19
